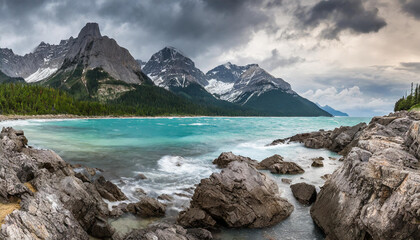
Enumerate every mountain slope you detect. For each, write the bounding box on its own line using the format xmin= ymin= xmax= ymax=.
xmin=317 ymin=104 xmax=349 ymax=116
xmin=205 ymin=63 xmax=330 ymax=116
xmin=0 ymin=40 xmax=72 ymax=82
xmin=0 ymin=70 xmax=25 ymax=83
xmin=41 ymin=23 xmax=149 ymax=100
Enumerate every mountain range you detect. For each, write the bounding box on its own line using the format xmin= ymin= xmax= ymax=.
xmin=0 ymin=23 xmax=332 ymax=117
xmin=317 ymin=104 xmax=349 ymax=116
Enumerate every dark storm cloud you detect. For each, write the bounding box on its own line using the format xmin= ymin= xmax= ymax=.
xmin=400 ymin=0 xmax=420 ymax=19
xmin=0 ymin=0 xmax=280 ymax=61
xmin=295 ymin=0 xmax=387 ymax=39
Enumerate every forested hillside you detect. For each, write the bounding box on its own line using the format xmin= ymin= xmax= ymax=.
xmin=394 ymin=83 xmax=420 ymax=111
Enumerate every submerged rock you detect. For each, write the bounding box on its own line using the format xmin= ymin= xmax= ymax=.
xmin=311 ymin=159 xmax=324 ymax=167
xmin=290 ymin=183 xmax=317 ymax=205
xmin=212 ymin=152 xmax=259 ymax=168
xmin=178 ymin=161 xmax=293 ymax=229
xmin=310 ymin=112 xmax=420 ymax=240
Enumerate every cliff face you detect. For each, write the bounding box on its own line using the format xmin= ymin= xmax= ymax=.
xmin=283 ymin=111 xmax=420 ymax=240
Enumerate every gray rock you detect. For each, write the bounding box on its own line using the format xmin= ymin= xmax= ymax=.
xmin=257 ymin=154 xmax=284 ymax=169
xmin=127 ymin=197 xmax=166 ymax=218
xmin=281 ymin=178 xmax=292 ymax=184
xmin=124 ymin=222 xmax=213 ymax=240
xmin=269 ymin=162 xmax=305 ymax=174
xmin=0 ymin=128 xmax=121 ymax=239
xmin=311 ymin=160 xmax=324 ymax=167
xmin=290 ymin=183 xmax=317 ymax=205
xmin=212 ymin=152 xmax=259 ymax=168
xmin=178 ymin=161 xmax=293 ymax=229
xmin=310 ymin=112 xmax=420 ymax=240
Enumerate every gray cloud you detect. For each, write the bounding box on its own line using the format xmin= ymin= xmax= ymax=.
xmin=295 ymin=0 xmax=387 ymax=39
xmin=260 ymin=49 xmax=305 ymax=71
xmin=400 ymin=0 xmax=420 ymax=19
xmin=0 ymin=0 xmax=280 ymax=62
xmin=397 ymin=62 xmax=420 ymax=72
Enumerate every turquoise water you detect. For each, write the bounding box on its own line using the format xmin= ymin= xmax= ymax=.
xmin=1 ymin=117 xmax=370 ymax=239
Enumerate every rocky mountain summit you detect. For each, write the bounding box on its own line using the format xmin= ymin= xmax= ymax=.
xmin=0 ymin=40 xmax=71 ymax=82
xmin=1 ymin=23 xmax=144 ymax=85
xmin=60 ymin=23 xmax=143 ymax=84
xmin=143 ymin=47 xmax=208 ymax=89
xmin=273 ymin=111 xmax=420 ymax=239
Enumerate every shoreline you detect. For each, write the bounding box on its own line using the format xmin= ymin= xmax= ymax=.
xmin=0 ymin=114 xmax=357 ymax=122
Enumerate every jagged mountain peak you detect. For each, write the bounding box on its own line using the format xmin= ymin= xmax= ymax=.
xmin=143 ymin=47 xmax=208 ymax=88
xmin=77 ymin=22 xmax=101 ymax=39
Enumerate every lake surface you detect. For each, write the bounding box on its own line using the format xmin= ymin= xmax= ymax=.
xmin=1 ymin=116 xmax=371 ymax=240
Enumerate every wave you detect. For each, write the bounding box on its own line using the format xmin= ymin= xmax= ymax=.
xmin=158 ymin=155 xmax=211 ymax=175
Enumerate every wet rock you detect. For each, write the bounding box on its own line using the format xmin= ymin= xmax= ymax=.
xmin=257 ymin=154 xmax=284 ymax=169
xmin=178 ymin=161 xmax=293 ymax=229
xmin=124 ymin=222 xmax=213 ymax=240
xmin=135 ymin=173 xmax=147 ymax=180
xmin=290 ymin=183 xmax=317 ymax=205
xmin=89 ymin=216 xmax=115 ymax=238
xmin=310 ymin=112 xmax=420 ymax=240
xmin=328 ymin=157 xmax=337 ymax=160
xmin=94 ymin=176 xmax=128 ymax=202
xmin=269 ymin=162 xmax=305 ymax=174
xmin=133 ymin=188 xmax=147 ymax=199
xmin=158 ymin=194 xmax=174 ymax=201
xmin=127 ymin=197 xmax=166 ymax=218
xmin=311 ymin=160 xmax=324 ymax=167
xmin=321 ymin=174 xmax=331 ymax=180
xmin=311 ymin=157 xmax=324 ymax=161
xmin=281 ymin=178 xmax=292 ymax=184
xmin=212 ymin=152 xmax=259 ymax=168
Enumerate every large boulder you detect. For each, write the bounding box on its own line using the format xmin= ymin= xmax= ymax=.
xmin=290 ymin=183 xmax=317 ymax=205
xmin=257 ymin=154 xmax=284 ymax=169
xmin=310 ymin=112 xmax=420 ymax=240
xmin=178 ymin=161 xmax=293 ymax=229
xmin=212 ymin=152 xmax=259 ymax=168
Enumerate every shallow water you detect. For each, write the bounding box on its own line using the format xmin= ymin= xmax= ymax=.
xmin=1 ymin=116 xmax=371 ymax=239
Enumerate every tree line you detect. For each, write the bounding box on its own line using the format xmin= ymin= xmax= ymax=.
xmin=394 ymin=83 xmax=420 ymax=111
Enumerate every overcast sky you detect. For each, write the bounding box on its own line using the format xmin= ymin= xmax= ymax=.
xmin=1 ymin=0 xmax=420 ymax=116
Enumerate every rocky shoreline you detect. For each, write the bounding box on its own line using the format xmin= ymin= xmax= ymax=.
xmin=272 ymin=111 xmax=420 ymax=239
xmin=1 ymin=111 xmax=419 ymax=239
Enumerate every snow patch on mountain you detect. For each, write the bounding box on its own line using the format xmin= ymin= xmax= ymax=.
xmin=25 ymin=67 xmax=58 ymax=83
xmin=205 ymin=79 xmax=234 ymax=96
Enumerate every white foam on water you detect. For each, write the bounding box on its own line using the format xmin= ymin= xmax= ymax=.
xmin=157 ymin=155 xmax=211 ymax=175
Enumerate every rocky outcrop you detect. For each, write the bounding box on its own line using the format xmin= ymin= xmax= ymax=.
xmin=127 ymin=197 xmax=166 ymax=218
xmin=177 ymin=161 xmax=293 ymax=229
xmin=290 ymin=183 xmax=317 ymax=205
xmin=309 ymin=112 xmax=420 ymax=240
xmin=257 ymin=154 xmax=305 ymax=174
xmin=212 ymin=152 xmax=259 ymax=168
xmin=0 ymin=127 xmax=127 ymax=239
xmin=124 ymin=222 xmax=213 ymax=240
xmin=271 ymin=122 xmax=367 ymax=155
